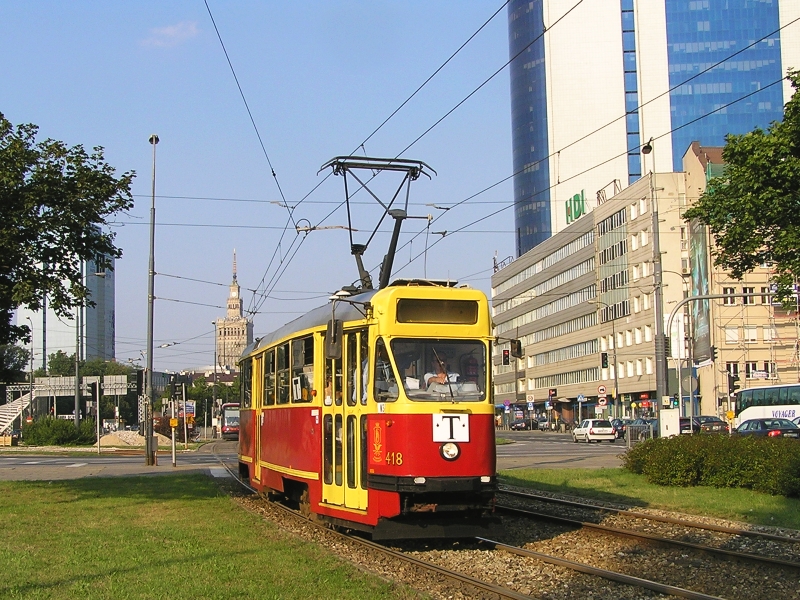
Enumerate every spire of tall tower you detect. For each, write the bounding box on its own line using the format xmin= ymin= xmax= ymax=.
xmin=232 ymin=248 xmax=237 ymax=283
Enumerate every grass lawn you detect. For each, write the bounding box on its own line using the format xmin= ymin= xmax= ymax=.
xmin=499 ymin=467 xmax=800 ymax=531
xmin=0 ymin=474 xmax=416 ymax=600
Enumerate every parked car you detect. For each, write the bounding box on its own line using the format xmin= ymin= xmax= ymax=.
xmin=572 ymin=419 xmax=616 ymax=443
xmin=792 ymin=416 xmax=800 ymax=427
xmin=679 ymin=417 xmax=701 ymax=434
xmin=509 ymin=419 xmax=533 ymax=431
xmin=610 ymin=418 xmax=632 ymax=439
xmin=734 ymin=418 xmax=800 ymax=438
xmin=696 ymin=415 xmax=730 ymax=434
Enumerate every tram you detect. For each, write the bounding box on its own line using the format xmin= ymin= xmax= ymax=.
xmin=237 ymin=280 xmax=498 ymax=539
xmin=220 ymin=402 xmax=240 ymax=440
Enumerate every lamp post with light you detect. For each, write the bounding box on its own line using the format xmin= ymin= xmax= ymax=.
xmin=641 ymin=138 xmax=667 ymax=414
xmin=212 ymin=321 xmax=218 ymax=439
xmin=144 ymin=133 xmax=159 ymax=466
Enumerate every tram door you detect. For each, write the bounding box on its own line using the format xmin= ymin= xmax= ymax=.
xmin=322 ymin=329 xmax=368 ymax=510
xmin=252 ymin=356 xmax=262 ymax=484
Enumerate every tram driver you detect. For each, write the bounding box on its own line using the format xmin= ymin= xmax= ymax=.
xmin=424 ymin=354 xmax=459 ymax=389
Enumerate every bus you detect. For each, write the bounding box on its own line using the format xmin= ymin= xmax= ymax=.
xmin=220 ymin=403 xmax=240 ymax=440
xmin=733 ymin=384 xmax=800 ymax=426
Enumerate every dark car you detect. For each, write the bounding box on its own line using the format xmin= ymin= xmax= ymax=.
xmin=679 ymin=417 xmax=701 ymax=434
xmin=629 ymin=418 xmax=659 ymax=439
xmin=610 ymin=418 xmax=632 ymax=439
xmin=509 ymin=419 xmax=533 ymax=431
xmin=734 ymin=418 xmax=800 ymax=438
xmin=697 ymin=415 xmax=729 ymax=434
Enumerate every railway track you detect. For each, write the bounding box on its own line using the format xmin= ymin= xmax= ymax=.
xmin=210 ymin=449 xmax=799 ymax=599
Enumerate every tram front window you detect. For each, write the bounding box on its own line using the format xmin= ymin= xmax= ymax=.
xmin=390 ymin=339 xmax=486 ymax=402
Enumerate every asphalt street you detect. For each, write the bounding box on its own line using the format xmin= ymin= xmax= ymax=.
xmin=0 ymin=431 xmax=625 ymax=481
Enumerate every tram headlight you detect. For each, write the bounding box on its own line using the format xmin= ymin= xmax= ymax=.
xmin=439 ymin=442 xmax=460 ymax=461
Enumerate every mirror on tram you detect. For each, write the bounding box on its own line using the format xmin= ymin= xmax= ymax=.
xmin=325 ymin=319 xmax=343 ymax=359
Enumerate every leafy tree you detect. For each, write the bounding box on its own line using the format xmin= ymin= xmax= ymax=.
xmin=0 ymin=344 xmax=30 ymax=400
xmin=683 ymin=70 xmax=800 ymax=300
xmin=0 ymin=113 xmax=135 ymax=346
xmin=42 ymin=350 xmax=75 ymax=377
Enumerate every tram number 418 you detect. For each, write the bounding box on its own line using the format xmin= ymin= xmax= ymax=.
xmin=385 ymin=452 xmax=403 ymax=465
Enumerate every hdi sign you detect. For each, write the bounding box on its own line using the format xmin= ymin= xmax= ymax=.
xmin=565 ymin=190 xmax=586 ymax=224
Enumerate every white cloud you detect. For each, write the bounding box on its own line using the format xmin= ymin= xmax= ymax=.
xmin=141 ymin=21 xmax=199 ymax=48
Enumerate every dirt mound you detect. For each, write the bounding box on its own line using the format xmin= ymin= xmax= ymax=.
xmin=100 ymin=431 xmax=172 ymax=446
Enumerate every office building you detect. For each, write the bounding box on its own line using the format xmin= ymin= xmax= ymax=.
xmin=508 ymin=0 xmax=800 ymax=256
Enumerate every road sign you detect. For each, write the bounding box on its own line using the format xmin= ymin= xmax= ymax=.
xmin=598 ymin=397 xmax=608 ymax=406
xmin=597 ymin=385 xmax=606 ymax=395
xmin=503 ymin=400 xmax=510 ymax=407
xmin=577 ymin=394 xmax=585 ymax=402
xmin=526 ymin=394 xmax=535 ymax=403
xmin=169 ymin=418 xmax=178 ymax=428
xmin=527 ymin=402 xmax=534 ymax=410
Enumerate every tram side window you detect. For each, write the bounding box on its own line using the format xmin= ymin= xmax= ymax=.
xmin=374 ymin=338 xmax=398 ymax=401
xmin=241 ymin=359 xmax=252 ymax=407
xmin=263 ymin=350 xmax=275 ymax=406
xmin=291 ymin=336 xmax=314 ymax=403
xmin=277 ymin=343 xmax=290 ymax=404
xmin=346 ymin=333 xmax=357 ymax=407
xmin=360 ymin=332 xmax=369 ymax=405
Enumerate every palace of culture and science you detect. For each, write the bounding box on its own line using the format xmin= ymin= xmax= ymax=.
xmin=214 ymin=251 xmax=253 ymax=371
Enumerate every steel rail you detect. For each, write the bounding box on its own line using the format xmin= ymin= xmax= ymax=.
xmin=477 ymin=537 xmax=725 ymax=600
xmin=499 ymin=486 xmax=800 ymax=544
xmin=497 ymin=504 xmax=800 ymax=571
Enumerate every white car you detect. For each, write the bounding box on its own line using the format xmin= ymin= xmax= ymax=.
xmin=572 ymin=419 xmax=616 ymax=443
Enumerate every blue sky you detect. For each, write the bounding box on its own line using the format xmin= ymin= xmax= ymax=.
xmin=2 ymin=2 xmax=515 ymax=371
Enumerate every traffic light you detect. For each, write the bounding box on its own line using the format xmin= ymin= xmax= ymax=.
xmin=548 ymin=388 xmax=557 ymax=399
xmin=601 ymin=352 xmax=609 ymax=368
xmin=672 ymin=394 xmax=679 ymax=408
xmin=135 ymin=369 xmax=144 ymax=397
xmin=663 ymin=334 xmax=671 ymax=357
xmin=502 ymin=349 xmax=510 ymax=365
xmin=88 ymin=382 xmax=98 ymax=417
xmin=727 ymin=372 xmax=741 ymax=397
xmin=710 ymin=345 xmax=718 ymax=361
xmin=510 ymin=339 xmax=523 ymax=359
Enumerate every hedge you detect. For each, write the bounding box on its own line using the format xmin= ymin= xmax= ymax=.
xmin=621 ymin=434 xmax=800 ymax=497
xmin=20 ymin=416 xmax=97 ymax=446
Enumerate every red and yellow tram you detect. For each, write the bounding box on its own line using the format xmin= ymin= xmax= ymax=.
xmin=237 ymin=280 xmax=497 ymax=539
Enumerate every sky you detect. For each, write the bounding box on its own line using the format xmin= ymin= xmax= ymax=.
xmin=1 ymin=1 xmax=516 ymax=373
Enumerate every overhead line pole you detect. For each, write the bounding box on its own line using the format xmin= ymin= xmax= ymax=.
xmin=145 ymin=134 xmax=159 ymax=466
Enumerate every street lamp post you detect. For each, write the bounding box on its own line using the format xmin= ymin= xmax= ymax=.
xmin=145 ymin=133 xmax=159 ymax=466
xmin=642 ymin=138 xmax=667 ymax=414
xmin=212 ymin=321 xmax=217 ymax=439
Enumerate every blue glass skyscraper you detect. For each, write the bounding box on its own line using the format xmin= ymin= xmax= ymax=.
xmin=508 ymin=0 xmax=798 ymax=257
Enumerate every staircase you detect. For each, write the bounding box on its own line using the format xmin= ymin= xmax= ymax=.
xmin=0 ymin=393 xmax=31 ymax=434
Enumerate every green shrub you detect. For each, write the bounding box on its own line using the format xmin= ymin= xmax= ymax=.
xmin=21 ymin=417 xmax=97 ymax=446
xmin=622 ymin=434 xmax=800 ymax=497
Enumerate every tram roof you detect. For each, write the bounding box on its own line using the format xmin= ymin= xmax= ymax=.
xmin=241 ymin=279 xmax=469 ymax=358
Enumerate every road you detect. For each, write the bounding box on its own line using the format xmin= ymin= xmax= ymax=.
xmin=0 ymin=431 xmax=626 ymax=481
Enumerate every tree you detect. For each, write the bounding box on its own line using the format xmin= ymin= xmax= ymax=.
xmin=43 ymin=350 xmax=75 ymax=377
xmin=683 ymin=70 xmax=800 ymax=300
xmin=0 ymin=113 xmax=135 ymax=345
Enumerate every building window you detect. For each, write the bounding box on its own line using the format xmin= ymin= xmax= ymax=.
xmin=643 ymin=294 xmax=651 ymax=310
xmin=636 ymin=359 xmax=643 ymax=376
xmin=644 ymin=324 xmax=652 ymax=342
xmin=763 ymin=325 xmax=776 ymax=342
xmin=723 ymin=287 xmax=736 ymax=305
xmin=635 ymin=327 xmax=642 ymax=344
xmin=745 ymin=362 xmax=758 ymax=379
xmin=631 ymin=203 xmax=638 ymax=219
xmin=631 ymin=234 xmax=639 ymax=250
xmin=725 ymin=326 xmax=738 ymax=344
xmin=764 ymin=361 xmax=777 ymax=378
xmin=743 ymin=325 xmax=757 ymax=343
xmin=761 ymin=286 xmax=771 ymax=303
xmin=633 ymin=296 xmax=641 ymax=313
xmin=725 ymin=361 xmax=739 ymax=377
xmin=632 ymin=264 xmax=640 ymax=280
xmin=640 ymin=229 xmax=649 ymax=246
xmin=625 ymin=330 xmax=632 ymax=346
xmin=627 ymin=361 xmax=634 ymax=377
xmin=742 ymin=287 xmax=755 ymax=305
xmin=639 ymin=197 xmax=646 ymax=214
xmin=645 ymin=357 xmax=653 ymax=374
xmin=616 ymin=332 xmax=624 ymax=349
